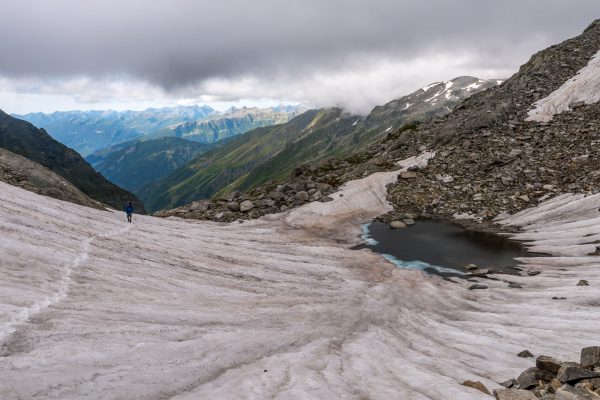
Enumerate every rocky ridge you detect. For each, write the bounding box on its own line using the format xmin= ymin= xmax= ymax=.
xmin=156 ymin=20 xmax=600 ymax=226
xmin=0 ymin=110 xmax=145 ymax=213
xmin=0 ymin=148 xmax=104 ymax=209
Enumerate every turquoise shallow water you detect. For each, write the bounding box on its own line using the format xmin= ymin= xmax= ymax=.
xmin=359 ymin=220 xmax=526 ymax=276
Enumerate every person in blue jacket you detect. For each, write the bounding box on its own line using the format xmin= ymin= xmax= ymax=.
xmin=125 ymin=202 xmax=134 ymax=223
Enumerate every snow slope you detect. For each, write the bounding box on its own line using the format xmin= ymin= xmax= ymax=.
xmin=1 ymin=156 xmax=599 ymax=399
xmin=527 ymin=50 xmax=600 ymax=122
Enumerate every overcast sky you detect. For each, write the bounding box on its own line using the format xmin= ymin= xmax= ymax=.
xmin=1 ymin=0 xmax=599 ymax=114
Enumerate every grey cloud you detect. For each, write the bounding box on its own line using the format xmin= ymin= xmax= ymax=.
xmin=1 ymin=0 xmax=599 ymax=90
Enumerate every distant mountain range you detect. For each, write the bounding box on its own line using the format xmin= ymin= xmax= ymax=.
xmin=143 ymin=76 xmax=499 ymax=212
xmin=147 ymin=106 xmax=305 ymax=144
xmin=0 ymin=110 xmax=145 ymax=212
xmin=15 ymin=105 xmax=304 ymax=156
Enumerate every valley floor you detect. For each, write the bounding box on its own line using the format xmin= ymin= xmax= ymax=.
xmin=1 ymin=156 xmax=599 ymax=399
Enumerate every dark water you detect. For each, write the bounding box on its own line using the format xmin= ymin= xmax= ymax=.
xmin=357 ymin=220 xmax=528 ymax=276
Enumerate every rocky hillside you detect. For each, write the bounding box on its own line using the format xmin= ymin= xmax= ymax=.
xmin=16 ymin=105 xmax=216 ymax=156
xmin=158 ymin=19 xmax=600 ymax=224
xmin=0 ymin=148 xmax=104 ymax=209
xmin=147 ymin=77 xmax=497 ymax=213
xmin=86 ymin=137 xmax=218 ymax=196
xmin=0 ymin=110 xmax=145 ymax=212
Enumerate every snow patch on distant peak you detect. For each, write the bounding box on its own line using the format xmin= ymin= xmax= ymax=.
xmin=385 ymin=125 xmax=393 ymax=132
xmin=402 ymin=103 xmax=412 ymax=110
xmin=526 ymin=50 xmax=600 ymax=122
xmin=464 ymin=82 xmax=482 ymax=91
xmin=420 ymin=82 xmax=440 ymax=92
xmin=352 ymin=119 xmax=360 ymax=126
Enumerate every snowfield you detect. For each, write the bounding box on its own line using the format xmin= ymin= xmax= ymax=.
xmin=1 ymin=156 xmax=599 ymax=399
xmin=527 ymin=49 xmax=600 ymax=122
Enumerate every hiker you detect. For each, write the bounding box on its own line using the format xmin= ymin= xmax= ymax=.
xmin=125 ymin=202 xmax=134 ymax=223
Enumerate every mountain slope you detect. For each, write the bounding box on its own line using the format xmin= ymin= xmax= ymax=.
xmin=145 ymin=77 xmax=498 ymax=212
xmin=86 ymin=137 xmax=217 ymax=195
xmin=381 ymin=19 xmax=600 ymax=221
xmin=0 ymin=110 xmax=145 ymax=212
xmin=141 ymin=110 xmax=321 ymax=211
xmin=15 ymin=105 xmax=216 ymax=156
xmin=0 ymin=148 xmax=104 ymax=209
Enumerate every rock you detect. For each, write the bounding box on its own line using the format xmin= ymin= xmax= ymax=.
xmin=581 ymin=347 xmax=600 ymax=368
xmin=462 ymin=380 xmax=491 ymax=395
xmin=315 ymin=183 xmax=332 ymax=193
xmin=509 ymin=149 xmax=523 ymax=158
xmin=557 ymin=362 xmax=600 ymax=384
xmin=570 ymin=100 xmax=586 ymax=109
xmin=554 ymin=383 xmax=600 ymax=399
xmin=537 ymin=355 xmax=563 ymax=374
xmin=295 ymin=191 xmax=310 ymax=202
xmin=529 ymin=271 xmax=541 ymax=276
xmin=403 ymin=218 xmax=415 ymax=226
xmin=500 ymin=378 xmax=517 ymax=388
xmin=321 ymin=196 xmax=334 ymax=202
xmin=517 ymin=367 xmax=555 ymax=389
xmin=509 ymin=282 xmax=523 ymax=289
xmin=226 ymin=201 xmax=240 ymax=212
xmin=493 ymin=388 xmax=538 ymax=400
xmin=255 ymin=199 xmax=275 ymax=207
xmin=390 ymin=221 xmax=407 ymax=229
xmin=519 ymin=195 xmax=530 ymax=202
xmin=518 ymin=350 xmax=534 ymax=358
xmin=307 ymin=188 xmax=317 ymax=196
xmin=399 ymin=171 xmax=418 ymax=179
xmin=240 ymin=200 xmax=255 ymax=212
xmin=469 ymin=268 xmax=493 ymax=277
xmin=439 ymin=174 xmax=454 ymax=183
xmin=577 ymin=280 xmax=590 ymax=286
xmin=190 ymin=201 xmax=209 ymax=212
xmin=469 ymin=284 xmax=488 ymax=290
xmin=465 ymin=264 xmax=479 ymax=271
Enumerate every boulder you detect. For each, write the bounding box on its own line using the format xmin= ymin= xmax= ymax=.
xmin=226 ymin=201 xmax=240 ymax=212
xmin=255 ymin=199 xmax=275 ymax=207
xmin=518 ymin=350 xmax=534 ymax=358
xmin=500 ymin=378 xmax=517 ymax=388
xmin=462 ymin=380 xmax=491 ymax=395
xmin=399 ymin=171 xmax=417 ymax=179
xmin=469 ymin=284 xmax=488 ymax=290
xmin=190 ymin=201 xmax=209 ymax=212
xmin=240 ymin=200 xmax=255 ymax=212
xmin=553 ymin=383 xmax=600 ymax=399
xmin=581 ymin=347 xmax=600 ymax=368
xmin=390 ymin=221 xmax=407 ymax=229
xmin=493 ymin=388 xmax=538 ymax=400
xmin=557 ymin=363 xmax=600 ymax=383
xmin=517 ymin=367 xmax=555 ymax=389
xmin=295 ymin=191 xmax=310 ymax=202
xmin=577 ymin=280 xmax=590 ymax=286
xmin=537 ymin=355 xmax=562 ymax=374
